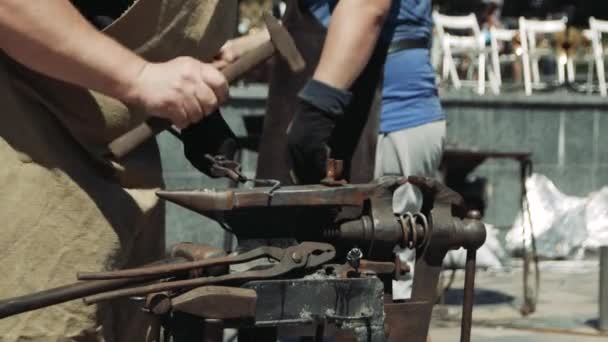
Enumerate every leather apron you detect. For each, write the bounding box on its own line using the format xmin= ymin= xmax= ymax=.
xmin=0 ymin=1 xmax=236 ymax=341
xmin=256 ymin=0 xmax=387 ymax=185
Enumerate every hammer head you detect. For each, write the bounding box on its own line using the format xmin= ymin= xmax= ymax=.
xmin=263 ymin=13 xmax=306 ymax=73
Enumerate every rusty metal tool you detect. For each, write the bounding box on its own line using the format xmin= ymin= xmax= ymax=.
xmin=107 ymin=13 xmax=306 ymax=159
xmin=82 ymin=242 xmax=335 ymax=304
xmin=79 ymin=245 xmax=286 ymax=280
xmin=204 ymin=154 xmax=281 ymax=193
xmin=154 ymin=178 xmax=391 ymax=215
xmin=0 ymin=257 xmax=184 ymax=319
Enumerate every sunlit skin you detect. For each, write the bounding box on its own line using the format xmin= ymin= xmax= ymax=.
xmin=214 ymin=0 xmax=392 ymax=90
xmin=0 ymin=0 xmax=228 ymax=128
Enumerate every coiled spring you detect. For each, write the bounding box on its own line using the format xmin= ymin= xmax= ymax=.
xmin=397 ymin=212 xmax=430 ymax=249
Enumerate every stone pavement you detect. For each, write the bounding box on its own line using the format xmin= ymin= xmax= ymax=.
xmin=429 ymin=259 xmax=607 ymax=341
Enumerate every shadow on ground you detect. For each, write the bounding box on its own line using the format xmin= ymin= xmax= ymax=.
xmin=442 ymin=288 xmax=515 ymax=305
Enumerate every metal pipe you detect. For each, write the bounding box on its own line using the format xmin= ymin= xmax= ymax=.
xmin=460 ymin=249 xmax=477 ymax=342
xmin=0 ymin=278 xmax=142 ymax=319
xmin=600 ymin=246 xmax=608 ymax=332
xmin=0 ymin=257 xmax=184 ymax=319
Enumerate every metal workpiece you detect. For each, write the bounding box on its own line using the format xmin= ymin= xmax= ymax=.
xmin=171 ymin=286 xmax=257 ymax=320
xmin=243 ymin=277 xmax=386 ymax=342
xmin=0 ymin=257 xmax=184 ymax=319
xmin=82 ymin=242 xmax=336 ymax=304
xmin=600 ymin=246 xmax=608 ymax=332
xmin=0 ymin=176 xmax=490 ymax=342
xmin=170 ymin=243 xmax=229 ymax=277
xmin=155 ymin=180 xmax=387 ymax=212
xmin=0 ymin=278 xmax=146 ymax=319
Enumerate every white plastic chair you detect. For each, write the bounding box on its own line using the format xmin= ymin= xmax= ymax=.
xmin=489 ymin=27 xmax=518 ymax=87
xmin=519 ymin=17 xmax=568 ymax=95
xmin=588 ymin=17 xmax=608 ymax=96
xmin=434 ymin=11 xmax=499 ymax=95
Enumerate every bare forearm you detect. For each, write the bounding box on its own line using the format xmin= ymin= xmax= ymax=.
xmin=313 ymin=0 xmax=391 ymax=89
xmin=0 ymin=0 xmax=145 ymax=102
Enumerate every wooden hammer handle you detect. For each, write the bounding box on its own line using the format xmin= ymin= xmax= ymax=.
xmin=107 ymin=41 xmax=275 ymax=159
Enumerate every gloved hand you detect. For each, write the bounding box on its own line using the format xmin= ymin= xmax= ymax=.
xmin=287 ymin=79 xmax=352 ymax=184
xmin=181 ymin=110 xmax=238 ymax=177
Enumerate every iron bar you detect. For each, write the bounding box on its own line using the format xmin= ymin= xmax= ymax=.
xmin=460 ymin=249 xmax=477 ymax=342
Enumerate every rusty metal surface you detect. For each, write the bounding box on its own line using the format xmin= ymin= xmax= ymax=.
xmin=170 ymin=243 xmax=228 ymax=277
xmin=460 ymin=250 xmax=477 ymax=342
xmin=243 ymin=277 xmax=386 ymax=341
xmin=0 ymin=257 xmax=184 ymax=319
xmin=321 ymin=158 xmax=347 ymax=186
xmin=82 ymin=242 xmax=335 ymax=304
xmin=0 ymin=278 xmax=145 ymax=319
xmin=155 ymin=181 xmax=383 ymax=212
xmin=0 ymin=176 xmax=489 ymax=342
xmin=172 ymin=286 xmax=257 ymax=319
xmin=79 ymin=245 xmax=286 ymax=280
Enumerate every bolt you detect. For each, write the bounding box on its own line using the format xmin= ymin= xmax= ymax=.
xmin=346 ymin=248 xmax=363 ymax=271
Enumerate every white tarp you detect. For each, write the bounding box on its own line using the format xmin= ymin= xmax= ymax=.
xmin=584 ymin=187 xmax=608 ymax=251
xmin=506 ymin=173 xmax=608 ymax=259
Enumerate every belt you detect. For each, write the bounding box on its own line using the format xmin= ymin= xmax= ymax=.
xmin=387 ymin=38 xmax=430 ymax=55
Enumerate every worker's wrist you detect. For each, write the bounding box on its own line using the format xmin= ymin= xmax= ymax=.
xmin=298 ymin=79 xmax=352 ymax=118
xmin=118 ymin=58 xmax=149 ymax=106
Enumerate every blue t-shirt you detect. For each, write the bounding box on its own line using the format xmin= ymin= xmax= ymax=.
xmin=302 ymin=0 xmax=444 ymax=133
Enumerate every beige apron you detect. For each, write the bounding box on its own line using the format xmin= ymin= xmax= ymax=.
xmin=0 ymin=0 xmax=236 ymax=341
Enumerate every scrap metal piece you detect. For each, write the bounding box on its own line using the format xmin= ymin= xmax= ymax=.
xmin=170 ymin=242 xmax=228 ymax=277
xmin=244 ymin=278 xmax=386 ymax=342
xmin=79 ymin=245 xmax=286 ymax=280
xmin=321 ymin=159 xmax=347 ymax=186
xmin=0 ymin=257 xmax=184 ymax=319
xmin=155 ymin=177 xmax=404 ymax=215
xmin=82 ymin=242 xmax=335 ymax=304
xmin=172 ymin=286 xmax=257 ymax=320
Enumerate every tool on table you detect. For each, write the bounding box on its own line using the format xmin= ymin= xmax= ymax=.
xmin=81 ymin=242 xmax=335 ymax=304
xmin=0 ymin=174 xmax=487 ymax=342
xmin=107 ymin=13 xmax=305 ymax=159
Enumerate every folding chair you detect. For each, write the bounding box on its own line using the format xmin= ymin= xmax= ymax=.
xmin=588 ymin=17 xmax=608 ymax=96
xmin=434 ymin=11 xmax=499 ymax=95
xmin=489 ymin=27 xmax=518 ymax=88
xmin=519 ymin=17 xmax=568 ymax=95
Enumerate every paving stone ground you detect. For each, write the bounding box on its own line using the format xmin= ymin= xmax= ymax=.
xmin=429 ymin=259 xmax=607 ymax=341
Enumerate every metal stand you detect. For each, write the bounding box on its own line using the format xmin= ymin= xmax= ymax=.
xmin=600 ymin=246 xmax=608 ymax=332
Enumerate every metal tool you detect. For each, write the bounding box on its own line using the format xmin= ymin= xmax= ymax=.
xmin=0 ymin=257 xmax=183 ymax=319
xmin=107 ymin=13 xmax=306 ymax=159
xmin=81 ymin=242 xmax=335 ymax=304
xmin=0 ymin=176 xmax=487 ymax=342
xmin=153 ymin=176 xmax=485 ymax=342
xmin=204 ymin=154 xmax=281 ymax=194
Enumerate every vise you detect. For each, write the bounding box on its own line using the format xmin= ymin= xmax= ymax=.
xmin=0 ymin=176 xmax=486 ymax=342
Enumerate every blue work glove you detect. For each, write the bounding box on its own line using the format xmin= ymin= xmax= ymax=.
xmin=287 ymin=79 xmax=352 ymax=184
